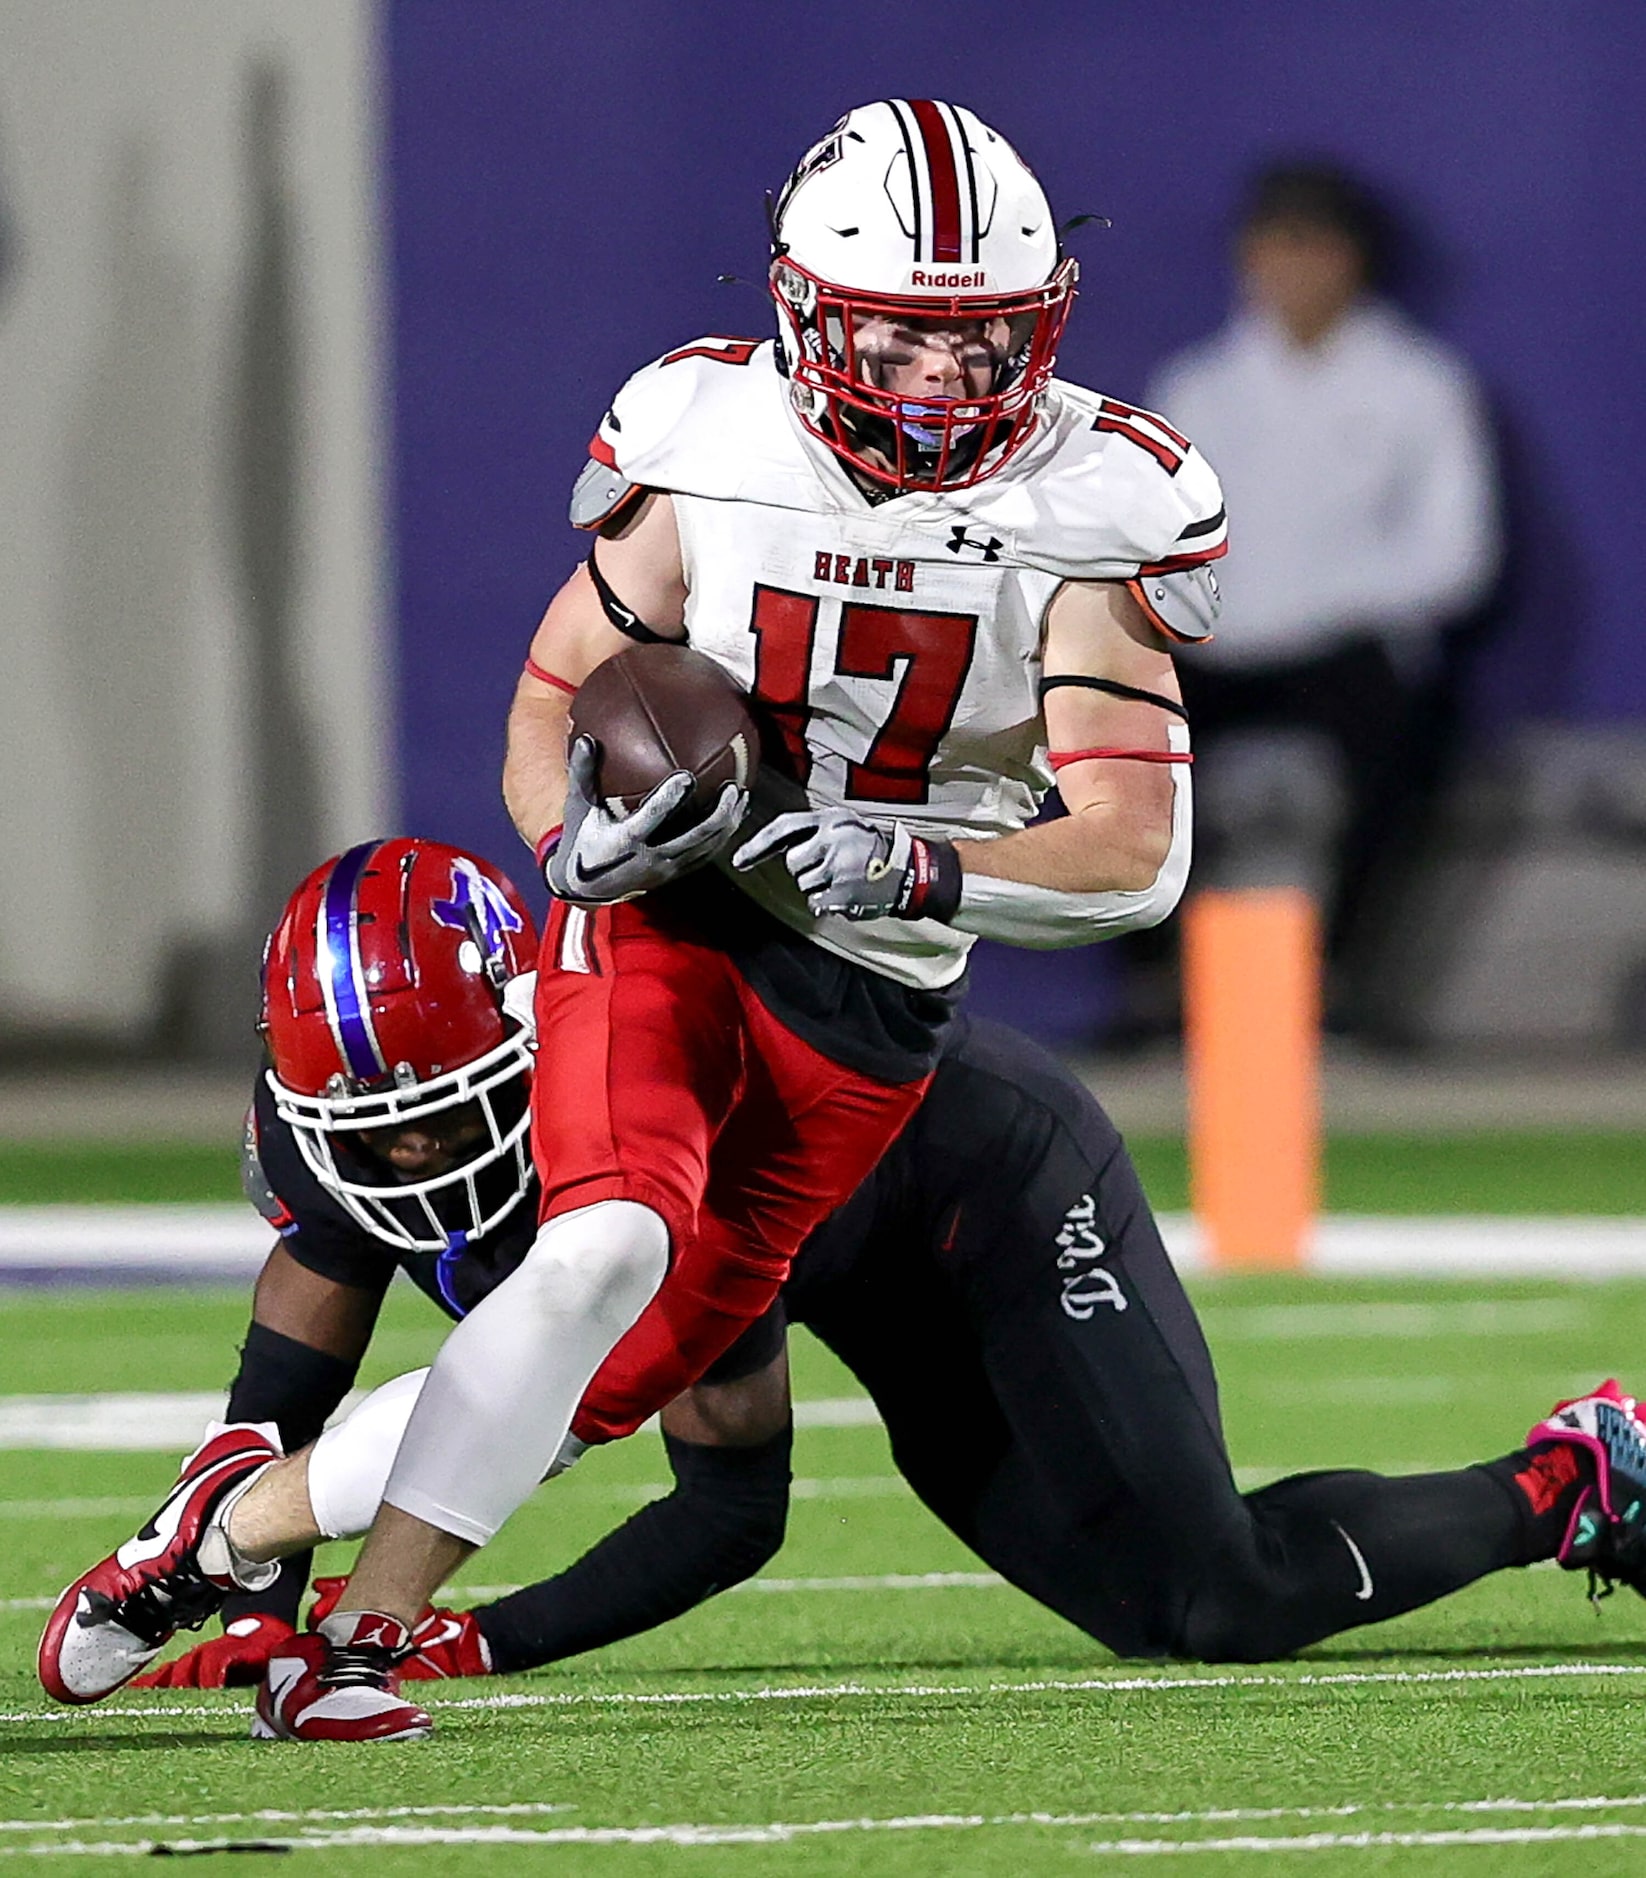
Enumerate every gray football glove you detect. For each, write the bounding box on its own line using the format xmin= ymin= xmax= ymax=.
xmin=732 ymin=805 xmax=961 ymax=923
xmin=546 ymin=735 xmax=746 ymax=906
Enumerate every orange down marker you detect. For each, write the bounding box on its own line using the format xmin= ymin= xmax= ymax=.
xmin=1183 ymin=888 xmax=1322 ymax=1269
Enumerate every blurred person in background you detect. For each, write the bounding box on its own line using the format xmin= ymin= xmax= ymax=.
xmin=1120 ymin=161 xmax=1501 ymax=1043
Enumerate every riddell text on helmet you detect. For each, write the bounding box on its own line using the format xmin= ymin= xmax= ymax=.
xmin=909 ymin=269 xmax=989 ymax=288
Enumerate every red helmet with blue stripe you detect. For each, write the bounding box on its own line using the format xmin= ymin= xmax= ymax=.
xmin=260 ymin=838 xmax=539 ymax=1252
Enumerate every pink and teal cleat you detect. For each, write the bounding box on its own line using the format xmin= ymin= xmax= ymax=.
xmin=1526 ymin=1380 xmax=1646 ymax=1598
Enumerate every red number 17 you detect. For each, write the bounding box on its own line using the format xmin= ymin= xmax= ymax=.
xmin=748 ymin=586 xmax=978 ymax=805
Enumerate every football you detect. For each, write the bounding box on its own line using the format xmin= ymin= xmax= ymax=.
xmin=569 ymin=642 xmax=760 ymax=826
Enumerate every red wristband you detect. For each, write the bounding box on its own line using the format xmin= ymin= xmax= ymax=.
xmin=534 ymin=824 xmax=563 ymax=870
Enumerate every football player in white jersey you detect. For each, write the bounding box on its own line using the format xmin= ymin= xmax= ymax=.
xmin=254 ymin=100 xmax=1230 ymax=1741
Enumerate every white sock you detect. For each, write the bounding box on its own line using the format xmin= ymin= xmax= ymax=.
xmin=305 ymin=1369 xmax=430 ymax=1541
xmin=381 ymin=1200 xmax=669 ymax=1545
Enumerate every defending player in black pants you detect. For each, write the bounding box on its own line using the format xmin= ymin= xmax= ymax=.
xmin=438 ymin=1015 xmax=1597 ymax=1674
xmin=42 ymin=842 xmax=1646 ymax=1704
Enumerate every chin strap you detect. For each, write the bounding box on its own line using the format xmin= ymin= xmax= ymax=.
xmin=435 ymin=1232 xmax=470 ymax=1319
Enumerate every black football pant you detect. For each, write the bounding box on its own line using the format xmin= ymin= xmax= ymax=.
xmin=793 ymin=1133 xmax=1544 ymax=1663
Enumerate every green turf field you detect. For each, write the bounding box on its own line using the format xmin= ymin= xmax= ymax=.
xmin=6 ymin=1277 xmax=1646 ymax=1872
xmin=5 ymin=1130 xmax=1646 ymax=1210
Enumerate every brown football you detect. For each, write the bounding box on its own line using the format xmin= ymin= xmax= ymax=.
xmin=569 ymin=643 xmax=760 ymax=828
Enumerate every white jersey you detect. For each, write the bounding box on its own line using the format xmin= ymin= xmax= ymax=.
xmin=584 ymin=337 xmax=1226 ymax=989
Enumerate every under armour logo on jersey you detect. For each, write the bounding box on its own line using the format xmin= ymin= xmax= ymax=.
xmin=946 ymin=526 xmax=1003 ymax=562
xmin=1054 ymin=1192 xmax=1127 ymax=1320
xmin=432 ymin=860 xmax=522 ymax=983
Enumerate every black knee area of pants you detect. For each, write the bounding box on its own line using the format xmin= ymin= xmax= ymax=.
xmin=221 ymin=1323 xmax=360 ymax=1633
xmin=699 ymin=1302 xmax=786 ymax=1386
xmin=661 ymin=1428 xmax=793 ymax=1580
xmin=1171 ymin=1585 xmax=1299 ymax=1664
xmin=225 ymin=1321 xmax=359 ymax=1455
xmin=476 ymin=1424 xmax=793 ymax=1674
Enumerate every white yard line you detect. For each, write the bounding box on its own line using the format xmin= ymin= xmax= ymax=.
xmin=5 ymin=1207 xmax=1646 ymax=1279
xmin=0 ymin=1804 xmax=574 ymax=1837
xmin=12 ymin=1811 xmax=1646 ymax=1858
xmin=744 ymin=1570 xmax=1000 ymax=1592
xmin=1196 ymin=1298 xmax=1587 ymax=1340
xmin=0 ymin=1208 xmax=266 ymax=1280
xmin=1083 ymin=1824 xmax=1646 ymax=1855
xmin=0 ymin=1463 xmax=1439 ymax=1519
xmin=0 ymin=1393 xmax=884 ymax=1451
xmin=445 ymin=1572 xmax=1005 ymax=1601
xmin=1162 ymin=1214 xmax=1646 ymax=1276
xmin=10 ymin=1791 xmax=1646 ymax=1840
xmin=0 ymin=1497 xmax=156 ymax=1519
xmin=5 ymin=1659 xmax=1646 ymax=1726
xmin=793 ymin=1396 xmax=882 ymax=1427
xmin=0 ymin=1394 xmax=233 ymax=1451
xmin=3 ymin=1573 xmax=1004 ymax=1618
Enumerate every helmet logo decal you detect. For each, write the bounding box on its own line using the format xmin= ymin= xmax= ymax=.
xmin=433 ymin=859 xmax=524 ymax=983
xmin=776 ymin=130 xmax=844 ymax=228
xmin=316 ymin=842 xmax=389 ymax=1082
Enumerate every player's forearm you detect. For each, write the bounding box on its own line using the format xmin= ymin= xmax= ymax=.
xmin=956 ymin=735 xmax=1178 ymax=896
xmin=503 ymin=686 xmax=574 ymax=852
xmin=956 ymin=804 xmax=1169 ymax=895
xmin=949 ymin=754 xmax=1191 ymax=949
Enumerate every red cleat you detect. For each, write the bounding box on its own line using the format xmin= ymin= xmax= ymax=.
xmin=38 ymin=1422 xmax=281 ymax=1704
xmin=253 ymin=1609 xmax=434 ymax=1742
xmin=308 ymin=1575 xmax=493 ymax=1681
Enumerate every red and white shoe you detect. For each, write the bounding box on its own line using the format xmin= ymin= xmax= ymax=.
xmin=253 ymin=1609 xmax=434 ymax=1742
xmin=38 ymin=1422 xmax=282 ymax=1704
xmin=308 ymin=1575 xmax=493 ymax=1681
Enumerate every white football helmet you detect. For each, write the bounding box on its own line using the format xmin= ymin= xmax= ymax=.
xmin=770 ymin=99 xmax=1077 ymax=493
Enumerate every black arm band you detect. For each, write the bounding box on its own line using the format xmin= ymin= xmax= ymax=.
xmin=1038 ymin=674 xmax=1189 ymax=721
xmin=587 ymin=548 xmax=669 ymax=645
xmin=473 ymin=1425 xmax=793 ymax=1672
xmin=219 ymin=1323 xmax=360 ymax=1633
xmin=225 ymin=1320 xmax=359 ymax=1456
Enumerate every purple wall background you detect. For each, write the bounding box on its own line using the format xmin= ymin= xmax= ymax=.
xmin=387 ymin=0 xmax=1646 ymax=1037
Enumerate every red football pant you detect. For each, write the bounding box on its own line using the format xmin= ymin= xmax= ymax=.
xmin=532 ymin=897 xmax=930 ymax=1443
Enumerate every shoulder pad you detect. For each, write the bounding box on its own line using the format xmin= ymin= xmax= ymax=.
xmin=576 ymin=338 xmax=820 ymax=513
xmin=1128 ymin=563 xmax=1220 ymax=644
xmin=968 ymin=382 xmax=1227 ymax=583
xmin=569 ymin=453 xmax=641 ymax=532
